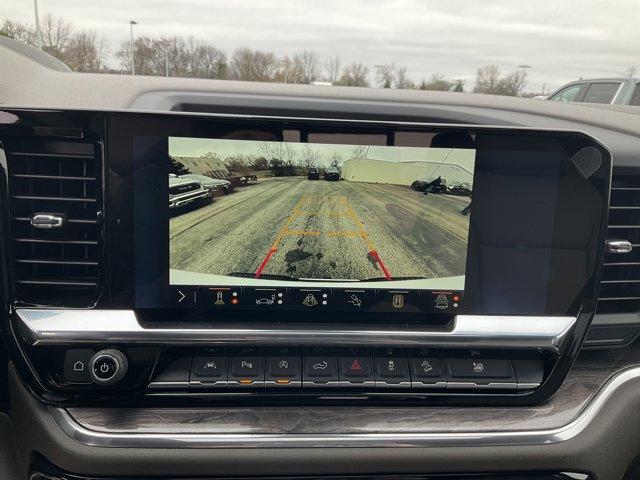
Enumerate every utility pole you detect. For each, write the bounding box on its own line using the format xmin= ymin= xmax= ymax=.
xmin=129 ymin=20 xmax=138 ymax=75
xmin=518 ymin=65 xmax=532 ymax=96
xmin=33 ymin=0 xmax=43 ymax=50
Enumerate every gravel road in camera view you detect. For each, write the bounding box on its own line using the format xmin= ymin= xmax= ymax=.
xmin=169 ymin=177 xmax=471 ymax=281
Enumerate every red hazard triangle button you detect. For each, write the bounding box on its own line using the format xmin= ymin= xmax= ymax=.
xmin=350 ymin=359 xmax=363 ymax=371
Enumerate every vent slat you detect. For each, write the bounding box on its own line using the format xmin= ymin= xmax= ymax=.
xmin=9 ymin=152 xmax=94 ymax=159
xmin=11 ymin=195 xmax=96 ymax=203
xmin=11 ymin=174 xmax=95 ymax=181
xmin=13 ymin=237 xmax=98 ymax=245
xmin=14 ymin=258 xmax=99 ymax=266
xmin=15 ymin=279 xmax=98 ymax=287
xmin=599 ymin=168 xmax=640 ymax=314
xmin=13 ymin=217 xmax=97 ymax=225
xmin=6 ymin=138 xmax=102 ymax=307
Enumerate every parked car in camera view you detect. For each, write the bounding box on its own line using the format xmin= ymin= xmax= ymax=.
xmin=180 ymin=173 xmax=235 ymax=194
xmin=168 ymin=176 xmax=212 ymax=210
xmin=411 ymin=176 xmax=447 ymax=194
xmin=547 ymin=77 xmax=640 ymax=105
xmin=307 ymin=167 xmax=320 ymax=180
xmin=325 ymin=166 xmax=340 ymax=181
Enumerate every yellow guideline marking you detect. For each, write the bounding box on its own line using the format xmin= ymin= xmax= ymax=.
xmin=270 ymin=196 xmax=308 ymax=249
xmin=284 ymin=230 xmax=321 ymax=236
xmin=325 ymin=231 xmax=368 ymax=238
xmin=340 ymin=196 xmax=376 ymax=251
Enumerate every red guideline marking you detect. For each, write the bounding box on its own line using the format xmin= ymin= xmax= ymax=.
xmin=370 ymin=250 xmax=392 ymax=280
xmin=255 ymin=248 xmax=277 ymax=279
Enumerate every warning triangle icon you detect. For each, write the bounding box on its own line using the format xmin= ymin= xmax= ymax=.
xmin=350 ymin=359 xmax=362 ymax=371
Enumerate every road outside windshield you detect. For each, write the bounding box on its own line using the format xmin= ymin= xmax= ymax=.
xmin=168 ymin=137 xmax=474 ymax=289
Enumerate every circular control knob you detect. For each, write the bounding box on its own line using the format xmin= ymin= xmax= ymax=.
xmin=90 ymin=349 xmax=128 ymax=385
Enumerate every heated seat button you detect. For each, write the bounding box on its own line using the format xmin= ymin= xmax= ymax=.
xmin=446 ymin=357 xmax=512 ymax=378
xmin=63 ymin=349 xmax=94 ymax=384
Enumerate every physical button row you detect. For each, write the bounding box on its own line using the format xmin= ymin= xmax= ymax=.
xmin=150 ymin=348 xmax=543 ymax=391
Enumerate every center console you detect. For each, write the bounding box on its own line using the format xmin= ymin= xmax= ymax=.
xmin=0 ymin=108 xmax=611 ymax=406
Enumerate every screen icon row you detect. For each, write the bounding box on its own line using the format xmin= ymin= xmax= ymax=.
xmin=172 ymin=286 xmax=462 ymax=313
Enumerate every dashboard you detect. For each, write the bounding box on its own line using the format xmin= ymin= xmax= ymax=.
xmin=1 ymin=108 xmax=612 ymax=409
xmin=2 ymin=44 xmax=640 ymax=480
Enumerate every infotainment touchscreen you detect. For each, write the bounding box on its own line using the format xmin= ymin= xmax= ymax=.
xmin=122 ymin=114 xmax=609 ymax=319
xmin=167 ymin=137 xmax=474 ymax=310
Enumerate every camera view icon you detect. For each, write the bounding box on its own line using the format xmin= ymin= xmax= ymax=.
xmin=255 ymin=294 xmax=275 ymax=305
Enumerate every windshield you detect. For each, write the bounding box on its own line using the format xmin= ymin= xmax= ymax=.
xmin=2 ymin=1 xmax=637 ymax=99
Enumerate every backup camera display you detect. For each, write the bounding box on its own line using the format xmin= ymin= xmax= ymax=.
xmin=168 ymin=136 xmax=475 ymax=291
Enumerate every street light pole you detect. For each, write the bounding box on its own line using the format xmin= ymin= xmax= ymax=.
xmin=129 ymin=20 xmax=138 ymax=75
xmin=33 ymin=0 xmax=43 ymax=50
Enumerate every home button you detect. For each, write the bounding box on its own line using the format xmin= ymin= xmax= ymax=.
xmin=63 ymin=349 xmax=94 ymax=384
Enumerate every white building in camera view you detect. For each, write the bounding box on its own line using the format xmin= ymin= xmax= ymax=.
xmin=341 ymin=148 xmax=474 ymax=186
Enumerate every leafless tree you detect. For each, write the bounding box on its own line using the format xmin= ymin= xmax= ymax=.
xmin=185 ymin=37 xmax=227 ymax=79
xmin=352 ymin=145 xmax=368 ymax=159
xmin=500 ymin=70 xmax=527 ymax=96
xmin=296 ymin=50 xmax=320 ymax=83
xmin=63 ymin=30 xmax=106 ymax=72
xmin=261 ymin=141 xmax=296 ymax=164
xmin=418 ymin=74 xmax=452 ymax=91
xmin=624 ymin=66 xmax=637 ymax=78
xmin=375 ymin=64 xmax=414 ymax=89
xmin=330 ymin=152 xmax=344 ymax=167
xmin=229 ymin=47 xmax=278 ymax=82
xmin=336 ymin=63 xmax=370 ymax=87
xmin=40 ymin=14 xmax=72 ymax=58
xmin=301 ymin=144 xmax=320 ymax=168
xmin=1 ymin=19 xmax=36 ymax=44
xmin=117 ymin=36 xmax=226 ymax=78
xmin=250 ymin=157 xmax=269 ymax=170
xmin=474 ymin=65 xmax=526 ymax=96
xmin=474 ymin=65 xmax=502 ymax=94
xmin=394 ymin=65 xmax=414 ymax=89
xmin=376 ymin=64 xmax=394 ymax=88
xmin=324 ymin=55 xmax=341 ymax=84
xmin=276 ymin=50 xmax=320 ymax=84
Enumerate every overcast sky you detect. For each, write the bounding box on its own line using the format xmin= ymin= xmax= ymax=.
xmin=5 ymin=0 xmax=639 ymax=92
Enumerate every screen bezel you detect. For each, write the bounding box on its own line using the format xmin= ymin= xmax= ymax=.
xmin=105 ymin=111 xmax=611 ymax=324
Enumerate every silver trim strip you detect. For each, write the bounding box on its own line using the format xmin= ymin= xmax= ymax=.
xmin=15 ymin=309 xmax=576 ymax=351
xmin=51 ymin=366 xmax=640 ymax=448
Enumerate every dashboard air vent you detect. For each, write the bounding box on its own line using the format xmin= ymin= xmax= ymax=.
xmin=5 ymin=138 xmax=102 ymax=307
xmin=599 ymin=167 xmax=640 ymax=313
